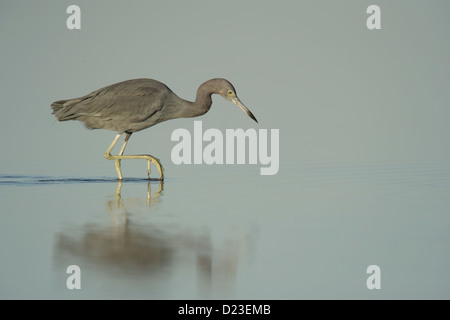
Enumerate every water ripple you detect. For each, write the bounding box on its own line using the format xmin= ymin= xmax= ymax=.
xmin=0 ymin=175 xmax=162 ymax=186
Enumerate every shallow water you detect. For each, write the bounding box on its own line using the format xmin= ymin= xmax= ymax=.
xmin=1 ymin=163 xmax=449 ymax=299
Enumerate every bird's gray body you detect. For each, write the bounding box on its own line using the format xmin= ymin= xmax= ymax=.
xmin=51 ymin=78 xmax=205 ymax=133
xmin=51 ymin=77 xmax=257 ymax=180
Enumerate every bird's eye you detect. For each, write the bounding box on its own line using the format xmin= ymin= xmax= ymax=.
xmin=227 ymin=90 xmax=234 ymax=95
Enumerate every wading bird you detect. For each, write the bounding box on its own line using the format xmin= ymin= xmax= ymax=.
xmin=51 ymin=78 xmax=258 ymax=180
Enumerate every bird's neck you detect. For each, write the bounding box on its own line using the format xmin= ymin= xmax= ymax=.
xmin=193 ymin=93 xmax=212 ymax=116
xmin=191 ymin=80 xmax=216 ymax=117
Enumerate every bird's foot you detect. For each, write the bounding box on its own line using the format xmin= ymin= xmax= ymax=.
xmin=105 ymin=153 xmax=163 ymax=180
xmin=147 ymin=156 xmax=164 ymax=180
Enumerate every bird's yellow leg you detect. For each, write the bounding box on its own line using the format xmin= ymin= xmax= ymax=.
xmin=145 ymin=154 xmax=164 ymax=180
xmin=109 ymin=154 xmax=164 ymax=180
xmin=104 ymin=133 xmax=165 ymax=180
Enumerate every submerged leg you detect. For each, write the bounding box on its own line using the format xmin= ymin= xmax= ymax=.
xmin=104 ymin=133 xmax=165 ymax=180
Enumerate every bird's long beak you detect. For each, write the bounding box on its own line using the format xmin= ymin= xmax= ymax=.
xmin=232 ymin=97 xmax=258 ymax=123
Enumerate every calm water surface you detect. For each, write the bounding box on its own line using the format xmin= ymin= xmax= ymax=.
xmin=1 ymin=163 xmax=449 ymax=299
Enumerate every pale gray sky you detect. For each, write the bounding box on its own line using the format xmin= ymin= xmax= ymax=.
xmin=1 ymin=0 xmax=449 ymax=176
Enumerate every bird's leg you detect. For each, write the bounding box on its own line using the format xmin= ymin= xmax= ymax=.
xmin=104 ymin=133 xmax=165 ymax=180
xmin=145 ymin=154 xmax=165 ymax=180
xmin=105 ymin=133 xmax=124 ymax=180
xmin=115 ymin=132 xmax=132 ymax=180
xmin=118 ymin=133 xmax=131 ymax=155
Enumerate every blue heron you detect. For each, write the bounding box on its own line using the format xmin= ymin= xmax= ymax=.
xmin=51 ymin=78 xmax=258 ymax=180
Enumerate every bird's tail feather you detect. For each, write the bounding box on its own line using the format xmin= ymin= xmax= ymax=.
xmin=51 ymin=100 xmax=67 ymax=113
xmin=51 ymin=98 xmax=83 ymax=121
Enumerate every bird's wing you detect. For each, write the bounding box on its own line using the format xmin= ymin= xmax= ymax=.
xmin=55 ymin=79 xmax=171 ymax=123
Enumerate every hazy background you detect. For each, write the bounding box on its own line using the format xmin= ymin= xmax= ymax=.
xmin=1 ymin=1 xmax=450 ymax=300
xmin=1 ymin=0 xmax=449 ymax=176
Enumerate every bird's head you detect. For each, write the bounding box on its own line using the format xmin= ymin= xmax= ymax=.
xmin=214 ymin=79 xmax=258 ymax=123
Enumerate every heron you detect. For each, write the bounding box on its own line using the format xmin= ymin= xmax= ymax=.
xmin=51 ymin=78 xmax=258 ymax=180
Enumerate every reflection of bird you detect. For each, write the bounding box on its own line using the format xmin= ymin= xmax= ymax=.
xmin=51 ymin=78 xmax=258 ymax=180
